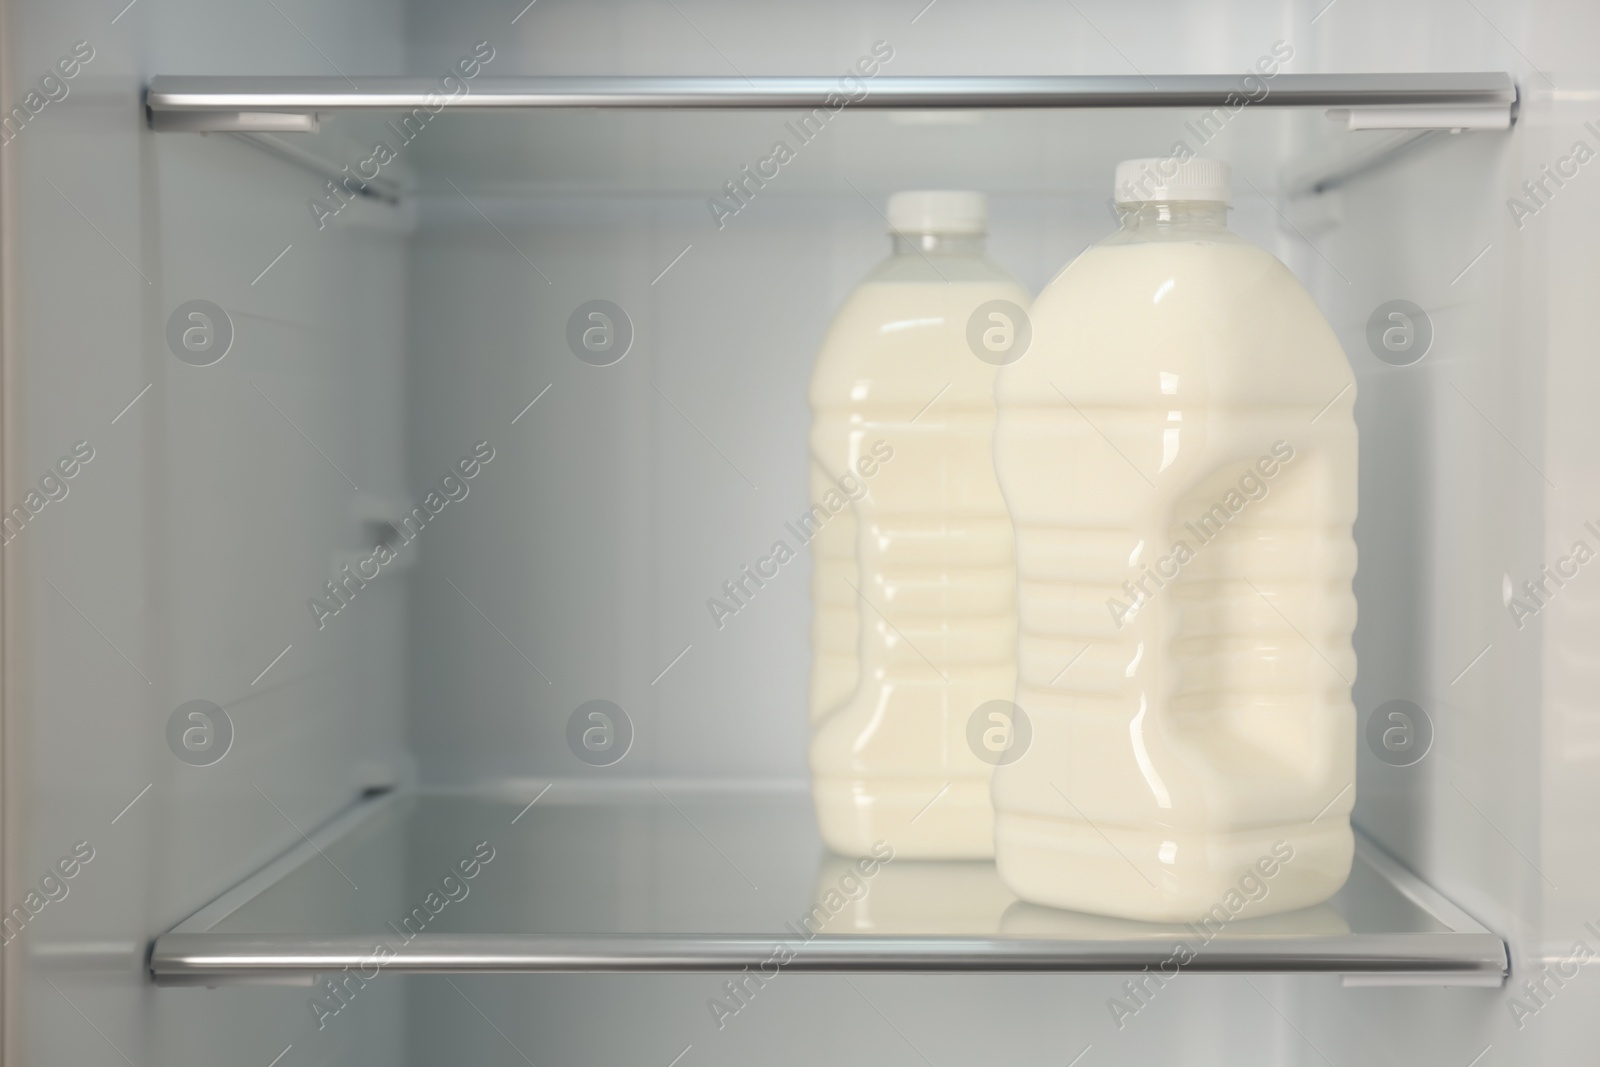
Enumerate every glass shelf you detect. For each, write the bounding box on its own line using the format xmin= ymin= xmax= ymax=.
xmin=150 ymin=786 xmax=1505 ymax=986
xmin=144 ymin=73 xmax=1514 ymax=199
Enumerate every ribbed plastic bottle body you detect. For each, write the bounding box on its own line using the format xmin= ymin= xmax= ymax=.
xmin=808 ymin=471 xmax=859 ymax=725
xmin=808 ymin=244 xmax=1028 ymax=859
xmin=991 ymin=209 xmax=1358 ymax=920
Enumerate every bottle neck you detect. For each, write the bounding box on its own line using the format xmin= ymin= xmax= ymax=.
xmin=1116 ymin=200 xmax=1229 ymax=231
xmin=892 ymin=232 xmax=986 ymax=256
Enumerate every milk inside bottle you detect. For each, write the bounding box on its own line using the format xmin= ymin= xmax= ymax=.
xmin=809 ymin=191 xmax=1027 ymax=859
xmin=991 ymin=158 xmax=1358 ymax=920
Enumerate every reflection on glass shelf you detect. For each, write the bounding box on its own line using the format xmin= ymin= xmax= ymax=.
xmin=149 ymin=787 xmax=1504 ymax=985
xmin=1001 ymin=900 xmax=1350 ymax=939
xmin=810 ymin=856 xmax=1017 ymax=936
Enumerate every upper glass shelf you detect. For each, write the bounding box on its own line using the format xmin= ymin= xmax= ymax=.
xmin=150 ymin=786 xmax=1505 ymax=986
xmin=142 ymin=73 xmax=1515 ymax=202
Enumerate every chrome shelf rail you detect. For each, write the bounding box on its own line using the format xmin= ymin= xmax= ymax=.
xmin=150 ymin=928 xmax=1509 ymax=982
xmin=145 ymin=73 xmax=1516 ymax=132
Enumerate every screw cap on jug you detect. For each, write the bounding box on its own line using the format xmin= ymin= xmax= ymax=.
xmin=1113 ymin=157 xmax=1232 ymax=205
xmin=886 ymin=190 xmax=988 ymax=235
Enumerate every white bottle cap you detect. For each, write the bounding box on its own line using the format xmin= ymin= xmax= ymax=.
xmin=886 ymin=190 xmax=988 ymax=235
xmin=1112 ymin=157 xmax=1232 ymax=205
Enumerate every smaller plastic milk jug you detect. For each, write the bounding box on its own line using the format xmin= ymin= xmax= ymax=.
xmin=991 ymin=158 xmax=1358 ymax=921
xmin=809 ymin=191 xmax=1027 ymax=859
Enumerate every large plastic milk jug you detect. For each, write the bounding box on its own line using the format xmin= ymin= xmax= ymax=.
xmin=991 ymin=158 xmax=1358 ymax=920
xmin=809 ymin=191 xmax=1028 ymax=858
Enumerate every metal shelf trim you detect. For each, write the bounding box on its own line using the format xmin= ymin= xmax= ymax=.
xmin=150 ymin=930 xmax=1507 ymax=980
xmin=145 ymin=73 xmax=1515 ymax=121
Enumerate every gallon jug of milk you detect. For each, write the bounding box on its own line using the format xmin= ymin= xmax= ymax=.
xmin=991 ymin=158 xmax=1357 ymax=920
xmin=809 ymin=190 xmax=1028 ymax=858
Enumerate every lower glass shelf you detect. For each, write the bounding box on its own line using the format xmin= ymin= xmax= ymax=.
xmin=149 ymin=785 xmax=1506 ymax=986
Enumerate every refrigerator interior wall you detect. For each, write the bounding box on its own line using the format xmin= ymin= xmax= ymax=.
xmin=4 ymin=1 xmax=413 ymax=1065
xmin=3 ymin=1 xmax=1594 ymax=1066
xmin=1300 ymin=3 xmax=1600 ymax=1062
